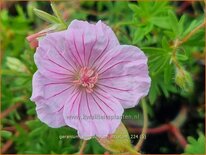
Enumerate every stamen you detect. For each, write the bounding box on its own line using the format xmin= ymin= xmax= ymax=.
xmin=73 ymin=67 xmax=98 ymax=93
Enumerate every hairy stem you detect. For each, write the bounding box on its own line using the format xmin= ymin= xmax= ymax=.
xmin=177 ymin=20 xmax=206 ymax=46
xmin=135 ymin=99 xmax=148 ymax=151
xmin=172 ymin=20 xmax=205 ymax=69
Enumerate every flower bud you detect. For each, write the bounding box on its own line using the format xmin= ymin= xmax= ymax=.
xmin=97 ymin=122 xmax=139 ymax=154
xmin=175 ymin=67 xmax=193 ymax=93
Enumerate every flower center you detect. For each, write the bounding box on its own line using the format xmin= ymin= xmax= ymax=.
xmin=73 ymin=67 xmax=98 ymax=93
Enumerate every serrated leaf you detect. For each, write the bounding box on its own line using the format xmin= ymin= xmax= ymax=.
xmin=184 ymin=134 xmax=205 ymax=154
xmin=141 ymin=47 xmax=171 ymax=75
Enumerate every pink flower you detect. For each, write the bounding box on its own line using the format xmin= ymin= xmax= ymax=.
xmin=30 ymin=20 xmax=151 ymax=139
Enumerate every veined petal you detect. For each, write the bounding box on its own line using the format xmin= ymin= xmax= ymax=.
xmin=31 ymin=71 xmax=75 ymax=112
xmin=34 ymin=31 xmax=77 ymax=79
xmin=63 ymin=89 xmax=124 ymax=139
xmin=96 ymin=45 xmax=151 ymax=108
xmin=65 ymin=20 xmax=119 ymax=67
xmin=36 ymin=100 xmax=66 ymax=128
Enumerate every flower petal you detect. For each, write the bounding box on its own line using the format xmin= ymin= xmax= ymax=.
xmin=30 ymin=71 xmax=45 ymax=102
xmin=65 ymin=20 xmax=119 ymax=67
xmin=97 ymin=45 xmax=151 ymax=108
xmin=34 ymin=31 xmax=77 ymax=79
xmin=31 ymin=71 xmax=75 ymax=111
xmin=63 ymin=89 xmax=124 ymax=139
xmin=35 ymin=100 xmax=66 ymax=128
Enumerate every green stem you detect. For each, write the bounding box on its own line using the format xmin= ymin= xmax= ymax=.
xmin=135 ymin=99 xmax=148 ymax=151
xmin=171 ymin=21 xmax=205 ymax=71
xmin=78 ymin=140 xmax=87 ymax=154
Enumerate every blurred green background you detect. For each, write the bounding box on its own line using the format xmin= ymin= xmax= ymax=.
xmin=0 ymin=0 xmax=205 ymax=154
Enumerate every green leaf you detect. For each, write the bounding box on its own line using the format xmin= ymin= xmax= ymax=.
xmin=159 ymin=81 xmax=169 ymax=97
xmin=133 ymin=27 xmax=144 ymax=44
xmin=86 ymin=139 xmax=105 ymax=154
xmin=128 ymin=4 xmax=141 ymax=14
xmin=176 ymin=49 xmax=188 ymax=61
xmin=141 ymin=47 xmax=171 ymax=75
xmin=16 ymin=5 xmax=26 ymax=19
xmin=1 ymin=130 xmax=12 ymax=139
xmin=150 ymin=17 xmax=170 ymax=29
xmin=184 ymin=134 xmax=205 ymax=154
xmin=164 ymin=64 xmax=173 ymax=86
xmin=149 ymin=80 xmax=159 ymax=104
xmin=133 ymin=24 xmax=153 ymax=44
xmin=168 ymin=10 xmax=179 ymax=36
xmin=181 ymin=15 xmax=204 ymax=39
xmin=152 ymin=1 xmax=169 ymax=15
xmin=162 ymin=36 xmax=170 ymax=50
xmin=33 ymin=8 xmax=59 ymax=23
xmin=178 ymin=14 xmax=187 ymax=36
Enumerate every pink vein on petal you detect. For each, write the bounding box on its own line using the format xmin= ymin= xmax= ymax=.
xmin=91 ymin=37 xmax=110 ymax=68
xmin=45 ymin=38 xmax=77 ymax=72
xmin=44 ymin=81 xmax=73 ymax=87
xmin=99 ymin=74 xmax=136 ymax=80
xmin=95 ymin=51 xmax=122 ymax=72
xmin=98 ymin=83 xmax=132 ymax=92
xmin=82 ymin=32 xmax=86 ymax=66
xmin=90 ymin=94 xmax=107 ymax=116
xmin=97 ymin=86 xmax=132 ymax=103
xmin=72 ymin=31 xmax=84 ymax=66
xmin=47 ymin=58 xmax=74 ymax=74
xmin=87 ymin=32 xmax=97 ymax=66
xmin=98 ymin=61 xmax=131 ymax=75
xmin=45 ymin=68 xmax=71 ymax=76
xmin=64 ymin=36 xmax=83 ymax=68
xmin=69 ymin=91 xmax=81 ymax=114
xmin=46 ymin=85 xmax=74 ymax=100
xmin=77 ymin=92 xmax=83 ymax=121
xmin=93 ymin=92 xmax=114 ymax=113
xmin=86 ymin=92 xmax=98 ymax=134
